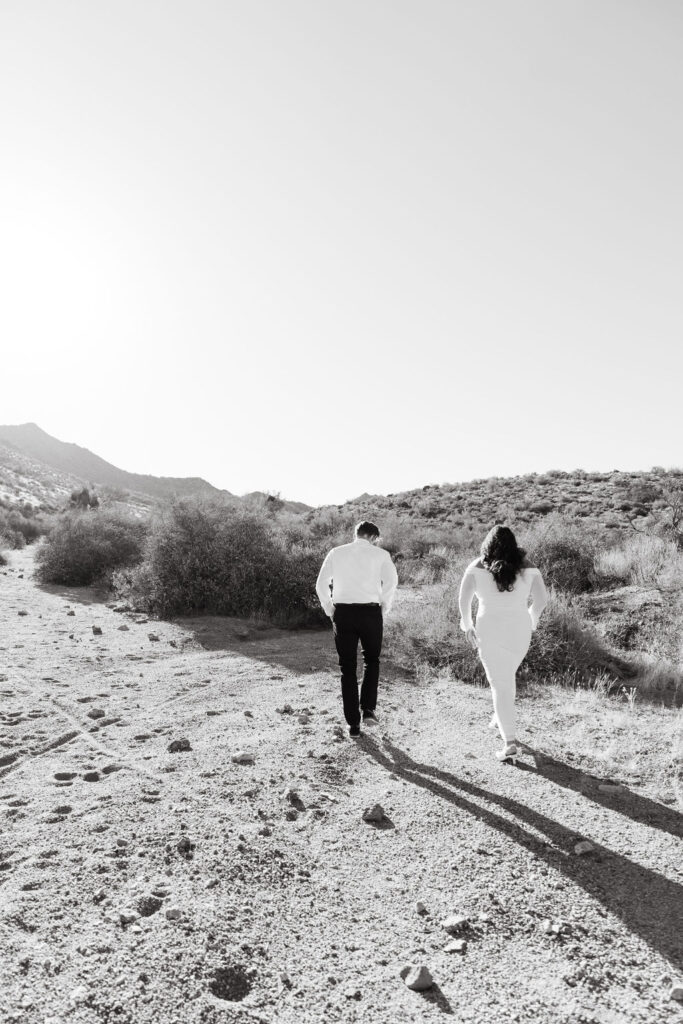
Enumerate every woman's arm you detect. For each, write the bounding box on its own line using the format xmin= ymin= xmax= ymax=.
xmin=529 ymin=570 xmax=549 ymax=629
xmin=458 ymin=570 xmax=477 ymax=632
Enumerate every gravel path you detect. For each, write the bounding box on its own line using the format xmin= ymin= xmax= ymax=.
xmin=1 ymin=549 xmax=682 ymax=1024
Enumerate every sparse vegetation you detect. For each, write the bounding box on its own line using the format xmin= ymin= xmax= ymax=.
xmin=35 ymin=509 xmax=147 ymax=586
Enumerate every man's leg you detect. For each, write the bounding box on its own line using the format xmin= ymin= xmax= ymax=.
xmin=359 ymin=606 xmax=383 ymax=714
xmin=333 ymin=607 xmax=361 ymax=728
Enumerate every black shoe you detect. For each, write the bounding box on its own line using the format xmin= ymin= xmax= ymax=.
xmin=362 ymin=710 xmax=378 ymax=726
xmin=349 ymin=725 xmax=361 ymax=738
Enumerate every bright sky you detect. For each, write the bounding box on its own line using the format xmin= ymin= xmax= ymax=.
xmin=1 ymin=1 xmax=682 ymax=506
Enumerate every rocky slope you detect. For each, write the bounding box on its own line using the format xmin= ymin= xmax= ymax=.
xmin=1 ymin=549 xmax=682 ymax=1024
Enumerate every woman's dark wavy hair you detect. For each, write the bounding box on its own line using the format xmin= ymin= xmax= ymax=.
xmin=480 ymin=525 xmax=526 ymax=592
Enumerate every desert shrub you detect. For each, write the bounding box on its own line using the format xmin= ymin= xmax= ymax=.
xmin=0 ymin=550 xmax=7 ymax=566
xmin=521 ymin=515 xmax=600 ymax=593
xmin=594 ymin=533 xmax=681 ymax=588
xmin=117 ymin=500 xmax=325 ymax=626
xmin=35 ymin=510 xmax=147 ymax=586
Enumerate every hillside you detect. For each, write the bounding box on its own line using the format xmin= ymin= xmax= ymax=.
xmin=335 ymin=467 xmax=683 ymax=535
xmin=0 ymin=424 xmax=227 ymax=505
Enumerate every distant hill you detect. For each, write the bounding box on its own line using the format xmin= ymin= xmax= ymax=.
xmin=0 ymin=423 xmax=227 ymax=504
xmin=0 ymin=424 xmax=312 ymax=514
xmin=332 ymin=466 xmax=683 ymax=534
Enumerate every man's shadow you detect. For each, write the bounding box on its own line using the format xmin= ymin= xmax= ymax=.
xmin=363 ymin=737 xmax=683 ymax=969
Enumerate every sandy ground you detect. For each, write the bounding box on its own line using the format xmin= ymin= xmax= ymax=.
xmin=1 ymin=547 xmax=682 ymax=1024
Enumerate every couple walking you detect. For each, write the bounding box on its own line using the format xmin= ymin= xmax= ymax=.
xmin=315 ymin=521 xmax=548 ymax=763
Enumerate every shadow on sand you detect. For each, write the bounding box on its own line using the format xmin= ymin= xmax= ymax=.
xmin=363 ymin=736 xmax=683 ymax=970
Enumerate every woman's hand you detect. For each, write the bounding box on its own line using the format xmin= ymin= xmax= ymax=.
xmin=466 ymin=628 xmax=478 ymax=650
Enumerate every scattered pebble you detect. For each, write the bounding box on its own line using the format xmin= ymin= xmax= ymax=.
xmin=574 ymin=840 xmax=595 ymax=856
xmin=231 ymin=751 xmax=255 ymax=764
xmin=441 ymin=914 xmax=468 ymax=933
xmin=416 ymin=901 xmax=428 ymax=916
xmin=167 ymin=738 xmax=191 ymax=753
xmin=444 ymin=939 xmax=467 ymax=953
xmin=148 ymin=633 xmax=160 ymax=642
xmin=118 ymin=624 xmax=130 ymax=631
xmin=670 ymin=984 xmax=683 ymax=1002
xmin=92 ymin=626 xmax=103 ymax=635
xmin=165 ymin=907 xmax=181 ymax=920
xmin=362 ymin=804 xmax=385 ymax=823
xmin=402 ymin=965 xmax=433 ymax=992
xmin=298 ymin=713 xmax=311 ymax=725
xmin=87 ymin=709 xmax=106 ymax=720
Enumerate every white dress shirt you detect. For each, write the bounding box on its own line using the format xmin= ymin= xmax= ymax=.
xmin=315 ymin=538 xmax=399 ymax=618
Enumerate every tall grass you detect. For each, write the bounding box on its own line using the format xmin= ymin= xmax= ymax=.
xmin=594 ymin=533 xmax=681 ymax=588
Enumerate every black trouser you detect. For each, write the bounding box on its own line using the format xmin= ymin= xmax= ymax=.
xmin=332 ymin=603 xmax=383 ymax=727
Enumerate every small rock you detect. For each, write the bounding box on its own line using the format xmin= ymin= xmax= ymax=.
xmin=118 ymin=624 xmax=129 ymax=631
xmin=70 ymin=985 xmax=90 ymax=1005
xmin=165 ymin=907 xmax=181 ymax=920
xmin=278 ymin=971 xmax=293 ymax=993
xmin=87 ymin=709 xmax=106 ymax=720
xmin=119 ymin=909 xmax=139 ymax=926
xmin=283 ymin=787 xmax=306 ymax=811
xmin=167 ymin=738 xmax=191 ymax=753
xmin=441 ymin=914 xmax=468 ymax=933
xmin=416 ymin=901 xmax=428 ymax=916
xmin=205 ymin=878 xmax=219 ymax=890
xmin=344 ymin=988 xmax=362 ymax=1000
xmin=477 ymin=912 xmax=493 ymax=924
xmin=574 ymin=840 xmax=595 ymax=856
xmin=444 ymin=939 xmax=467 ymax=953
xmin=67 ymin=610 xmax=75 ymax=616
xmin=17 ymin=610 xmax=28 ymax=617
xmin=93 ymin=887 xmax=107 ymax=904
xmin=284 ymin=809 xmax=299 ymax=821
xmin=276 ymin=704 xmax=294 ymax=715
xmin=92 ymin=626 xmax=103 ymax=635
xmin=670 ymin=984 xmax=683 ymax=1002
xmin=362 ymin=804 xmax=385 ymax=823
xmin=244 ymin=710 xmax=253 ymax=718
xmin=148 ymin=633 xmax=160 ymax=642
xmin=402 ymin=965 xmax=433 ymax=992
xmin=298 ymin=714 xmax=311 ymax=725
xmin=115 ymin=838 xmax=129 ymax=848
xmin=231 ymin=750 xmax=255 ymax=764
xmin=176 ymin=836 xmax=194 ymax=857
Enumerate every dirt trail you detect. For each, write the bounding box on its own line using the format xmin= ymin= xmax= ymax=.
xmin=1 ymin=548 xmax=682 ymax=1024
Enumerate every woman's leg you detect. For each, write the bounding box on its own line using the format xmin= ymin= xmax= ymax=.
xmin=488 ymin=670 xmax=516 ymax=744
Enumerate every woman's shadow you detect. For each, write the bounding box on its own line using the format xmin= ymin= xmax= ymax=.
xmin=362 ymin=736 xmax=683 ymax=970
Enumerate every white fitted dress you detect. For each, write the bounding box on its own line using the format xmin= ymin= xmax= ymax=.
xmin=458 ymin=561 xmax=548 ymax=741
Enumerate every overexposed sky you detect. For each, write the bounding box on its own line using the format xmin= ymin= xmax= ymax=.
xmin=1 ymin=0 xmax=682 ymax=506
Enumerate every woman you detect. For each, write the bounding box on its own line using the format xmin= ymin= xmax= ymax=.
xmin=458 ymin=525 xmax=549 ymax=763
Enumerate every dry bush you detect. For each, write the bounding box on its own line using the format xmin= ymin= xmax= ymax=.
xmin=520 ymin=515 xmax=601 ymax=593
xmin=116 ymin=499 xmax=325 ymax=627
xmin=35 ymin=510 xmax=147 ymax=586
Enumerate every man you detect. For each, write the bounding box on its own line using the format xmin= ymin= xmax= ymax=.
xmin=315 ymin=521 xmax=399 ymax=737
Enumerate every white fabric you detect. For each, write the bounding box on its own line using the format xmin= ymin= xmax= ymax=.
xmin=315 ymin=539 xmax=399 ymax=618
xmin=458 ymin=562 xmax=549 ymax=743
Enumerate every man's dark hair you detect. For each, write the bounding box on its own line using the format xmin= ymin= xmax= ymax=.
xmin=355 ymin=520 xmax=380 ymax=540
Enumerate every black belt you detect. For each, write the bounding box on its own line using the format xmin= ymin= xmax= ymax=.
xmin=334 ymin=602 xmax=380 ymax=607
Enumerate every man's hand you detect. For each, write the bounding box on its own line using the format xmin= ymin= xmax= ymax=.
xmin=465 ymin=627 xmax=478 ymax=650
